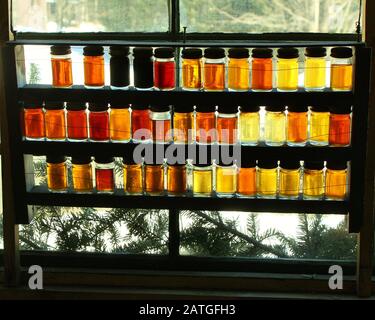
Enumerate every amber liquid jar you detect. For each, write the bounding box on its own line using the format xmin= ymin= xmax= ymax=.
xmin=181 ymin=48 xmax=203 ymax=91
xmin=264 ymin=105 xmax=286 ymax=146
xmin=66 ymin=102 xmax=88 ymax=142
xmin=173 ymin=104 xmax=195 ymax=144
xmin=257 ymin=160 xmax=278 ymax=199
xmin=83 ymin=46 xmax=105 ymax=89
xmin=303 ymin=161 xmax=325 ymax=200
xmin=203 ymin=48 xmax=226 ymax=91
xmin=329 ymin=105 xmax=351 ymax=146
xmin=109 ymin=104 xmax=131 ymax=142
xmin=47 ymin=155 xmax=68 ymax=193
xmin=23 ymin=101 xmax=45 ymax=141
xmin=150 ymin=105 xmax=172 ymax=144
xmin=110 ymin=46 xmax=130 ymax=90
xmin=287 ymin=104 xmax=308 ymax=146
xmin=276 ymin=47 xmax=299 ymax=92
xmin=227 ymin=48 xmax=250 ymax=91
xmin=131 ymin=103 xmax=152 ymax=143
xmin=217 ymin=105 xmax=238 ymax=145
xmin=325 ymin=161 xmax=348 ymax=200
xmin=251 ymin=48 xmax=273 ymax=92
xmin=304 ymin=47 xmax=327 ymax=91
xmin=144 ymin=159 xmax=165 ymax=196
xmin=309 ymin=106 xmax=330 ymax=146
xmin=51 ymin=45 xmax=73 ymax=88
xmin=94 ymin=157 xmax=115 ymax=193
xmin=45 ymin=101 xmax=66 ymax=141
xmin=195 ymin=104 xmax=217 ymax=144
xmin=167 ymin=163 xmax=187 ymax=196
xmin=123 ymin=154 xmax=143 ymax=195
xmin=330 ymin=47 xmax=353 ymax=91
xmin=237 ymin=160 xmax=256 ymax=198
xmin=154 ymin=47 xmax=176 ymax=91
xmin=279 ymin=160 xmax=301 ymax=199
xmin=71 ymin=156 xmax=93 ymax=193
xmin=88 ymin=103 xmax=110 ymax=142
xmin=133 ymin=47 xmax=154 ymax=90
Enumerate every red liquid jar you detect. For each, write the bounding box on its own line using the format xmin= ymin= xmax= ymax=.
xmin=154 ymin=47 xmax=175 ymax=91
xmin=88 ymin=103 xmax=109 ymax=142
xmin=131 ymin=103 xmax=152 ymax=142
xmin=23 ymin=100 xmax=45 ymax=140
xmin=67 ymin=102 xmax=88 ymax=141
xmin=329 ymin=105 xmax=352 ymax=146
xmin=94 ymin=157 xmax=115 ymax=193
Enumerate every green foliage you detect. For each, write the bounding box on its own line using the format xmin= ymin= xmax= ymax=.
xmin=29 ymin=63 xmax=41 ymax=84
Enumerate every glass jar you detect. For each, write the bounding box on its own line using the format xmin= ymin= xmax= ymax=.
xmin=228 ymin=48 xmax=250 ymax=91
xmin=109 ymin=104 xmax=131 ymax=143
xmin=304 ymin=47 xmax=326 ymax=91
xmin=329 ymin=105 xmax=352 ymax=146
xmin=279 ymin=160 xmax=301 ymax=199
xmin=154 ymin=47 xmax=176 ymax=91
xmin=276 ymin=47 xmax=299 ymax=91
xmin=287 ymin=104 xmax=308 ymax=146
xmin=325 ymin=161 xmax=348 ymax=200
xmin=45 ymin=101 xmax=66 ymax=141
xmin=173 ymin=104 xmax=195 ymax=144
xmin=203 ymin=48 xmax=226 ymax=91
xmin=66 ymin=102 xmax=88 ymax=142
xmin=303 ymin=161 xmax=325 ymax=200
xmin=330 ymin=47 xmax=353 ymax=91
xmin=251 ymin=48 xmax=273 ymax=91
xmin=264 ymin=105 xmax=286 ymax=146
xmin=195 ymin=104 xmax=217 ymax=144
xmin=131 ymin=103 xmax=152 ymax=143
xmin=257 ymin=160 xmax=278 ymax=199
xmin=88 ymin=103 xmax=109 ymax=142
xmin=167 ymin=162 xmax=187 ymax=196
xmin=237 ymin=160 xmax=256 ymax=198
xmin=50 ymin=45 xmax=73 ymax=88
xmin=23 ymin=100 xmax=45 ymax=141
xmin=71 ymin=156 xmax=93 ymax=193
xmin=123 ymin=154 xmax=143 ymax=195
xmin=217 ymin=105 xmax=238 ymax=145
xmin=83 ymin=46 xmax=105 ymax=89
xmin=150 ymin=105 xmax=172 ymax=144
xmin=215 ymin=161 xmax=237 ymax=197
xmin=239 ymin=104 xmax=260 ymax=145
xmin=181 ymin=48 xmax=203 ymax=91
xmin=309 ymin=106 xmax=330 ymax=146
xmin=94 ymin=157 xmax=115 ymax=193
xmin=46 ymin=155 xmax=68 ymax=192
xmin=133 ymin=47 xmax=154 ymax=90
xmin=109 ymin=46 xmax=130 ymax=90
xmin=144 ymin=158 xmax=165 ymax=196
xmin=192 ymin=158 xmax=213 ymax=197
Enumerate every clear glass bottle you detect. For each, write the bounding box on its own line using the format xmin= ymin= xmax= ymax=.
xmin=264 ymin=105 xmax=286 ymax=146
xmin=150 ymin=105 xmax=172 ymax=144
xmin=94 ymin=157 xmax=115 ymax=194
xmin=303 ymin=161 xmax=325 ymax=200
xmin=173 ymin=104 xmax=195 ymax=144
xmin=192 ymin=156 xmax=213 ymax=197
xmin=154 ymin=47 xmax=176 ymax=91
xmin=215 ymin=160 xmax=237 ymax=198
xmin=237 ymin=160 xmax=256 ymax=198
xmin=325 ymin=161 xmax=348 ymax=200
xmin=276 ymin=47 xmax=299 ymax=91
xmin=51 ymin=45 xmax=73 ymax=88
xmin=217 ymin=105 xmax=238 ymax=145
xmin=44 ymin=101 xmax=66 ymax=141
xmin=203 ymin=48 xmax=226 ymax=91
xmin=181 ymin=48 xmax=203 ymax=91
xmin=66 ymin=102 xmax=88 ymax=142
xmin=71 ymin=156 xmax=93 ymax=193
xmin=257 ymin=160 xmax=278 ymax=199
xmin=110 ymin=46 xmax=130 ymax=90
xmin=287 ymin=104 xmax=308 ymax=146
xmin=46 ymin=155 xmax=68 ymax=193
xmin=109 ymin=104 xmax=131 ymax=142
xmin=239 ymin=104 xmax=260 ymax=145
xmin=195 ymin=104 xmax=217 ymax=144
xmin=83 ymin=46 xmax=105 ymax=89
xmin=227 ymin=48 xmax=250 ymax=91
xmin=133 ymin=47 xmax=154 ymax=90
xmin=304 ymin=47 xmax=326 ymax=91
xmin=329 ymin=105 xmax=352 ymax=146
xmin=23 ymin=100 xmax=45 ymax=141
xmin=330 ymin=47 xmax=353 ymax=91
xmin=279 ymin=160 xmax=301 ymax=199
xmin=309 ymin=106 xmax=330 ymax=146
xmin=251 ymin=48 xmax=273 ymax=92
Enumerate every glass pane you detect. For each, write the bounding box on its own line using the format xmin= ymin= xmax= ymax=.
xmin=180 ymin=211 xmax=356 ymax=260
xmin=180 ymin=0 xmax=359 ymax=33
xmin=12 ymin=0 xmax=169 ymax=33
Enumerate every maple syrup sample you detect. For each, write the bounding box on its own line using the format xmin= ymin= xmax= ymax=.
xmin=88 ymin=103 xmax=110 ymax=142
xmin=46 ymin=155 xmax=68 ymax=192
xmin=133 ymin=47 xmax=154 ymax=90
xmin=23 ymin=101 xmax=45 ymax=141
xmin=237 ymin=160 xmax=256 ymax=198
xmin=150 ymin=105 xmax=172 ymax=144
xmin=309 ymin=106 xmax=330 ymax=146
xmin=330 ymin=47 xmax=353 ymax=91
xmin=144 ymin=157 xmax=165 ymax=196
xmin=45 ymin=101 xmax=66 ymax=141
xmin=94 ymin=157 xmax=115 ymax=193
xmin=279 ymin=160 xmax=301 ymax=199
xmin=217 ymin=104 xmax=238 ymax=145
xmin=110 ymin=46 xmax=130 ymax=90
xmin=276 ymin=47 xmax=299 ymax=91
xmin=195 ymin=104 xmax=217 ymax=144
xmin=325 ymin=161 xmax=348 ymax=200
xmin=66 ymin=102 xmax=88 ymax=141
xmin=239 ymin=104 xmax=260 ymax=146
xmin=264 ymin=105 xmax=286 ymax=146
xmin=251 ymin=48 xmax=273 ymax=91
xmin=192 ymin=155 xmax=213 ymax=197
xmin=167 ymin=161 xmax=187 ymax=195
xmin=329 ymin=105 xmax=352 ymax=146
xmin=173 ymin=104 xmax=195 ymax=144
xmin=257 ymin=160 xmax=278 ymax=199
xmin=51 ymin=45 xmax=73 ymax=88
xmin=71 ymin=156 xmax=93 ymax=193
xmin=123 ymin=152 xmax=143 ymax=195
xmin=109 ymin=104 xmax=131 ymax=142
xmin=287 ymin=104 xmax=308 ymax=146
xmin=83 ymin=46 xmax=105 ymax=88
xmin=303 ymin=161 xmax=325 ymax=200
xmin=304 ymin=47 xmax=326 ymax=91
xmin=227 ymin=48 xmax=250 ymax=91
xmin=154 ymin=47 xmax=176 ymax=90
xmin=215 ymin=160 xmax=237 ymax=197
xmin=181 ymin=48 xmax=203 ymax=91
xmin=131 ymin=103 xmax=152 ymax=142
xmin=203 ymin=48 xmax=226 ymax=91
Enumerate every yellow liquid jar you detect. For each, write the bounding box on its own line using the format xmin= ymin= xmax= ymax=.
xmin=304 ymin=47 xmax=327 ymax=91
xmin=109 ymin=105 xmax=131 ymax=142
xmin=71 ymin=157 xmax=93 ymax=193
xmin=330 ymin=47 xmax=353 ymax=91
xmin=309 ymin=106 xmax=330 ymax=146
xmin=264 ymin=105 xmax=286 ymax=146
xmin=279 ymin=160 xmax=301 ymax=199
xmin=276 ymin=47 xmax=299 ymax=91
xmin=215 ymin=163 xmax=237 ymax=197
xmin=192 ymin=160 xmax=213 ymax=197
xmin=228 ymin=48 xmax=250 ymax=91
xmin=173 ymin=105 xmax=195 ymax=144
xmin=239 ymin=105 xmax=260 ymax=145
xmin=303 ymin=161 xmax=325 ymax=200
xmin=203 ymin=48 xmax=226 ymax=91
xmin=257 ymin=160 xmax=278 ymax=199
xmin=181 ymin=48 xmax=203 ymax=91
xmin=325 ymin=161 xmax=348 ymax=200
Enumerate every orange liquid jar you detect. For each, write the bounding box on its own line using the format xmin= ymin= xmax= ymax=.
xmin=217 ymin=105 xmax=238 ymax=144
xmin=181 ymin=48 xmax=203 ymax=91
xmin=251 ymin=48 xmax=273 ymax=91
xmin=51 ymin=45 xmax=73 ymax=88
xmin=237 ymin=160 xmax=256 ymax=198
xmin=195 ymin=104 xmax=217 ymax=144
xmin=23 ymin=101 xmax=45 ymax=141
xmin=203 ymin=48 xmax=226 ymax=91
xmin=287 ymin=104 xmax=308 ymax=146
xmin=330 ymin=47 xmax=353 ymax=91
xmin=83 ymin=46 xmax=105 ymax=88
xmin=329 ymin=105 xmax=352 ymax=146
xmin=45 ymin=101 xmax=66 ymax=141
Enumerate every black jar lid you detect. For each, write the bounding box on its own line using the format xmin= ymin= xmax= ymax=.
xmin=196 ymin=104 xmax=216 ymax=113
xmin=329 ymin=105 xmax=352 ymax=114
xmin=305 ymin=47 xmax=327 ymax=57
xmin=239 ymin=103 xmax=260 ymax=113
xmin=280 ymin=160 xmax=301 ymax=170
xmin=304 ymin=161 xmax=325 ymax=170
xmin=257 ymin=160 xmax=278 ymax=169
xmin=310 ymin=105 xmax=329 ymax=112
xmin=239 ymin=159 xmax=256 ymax=168
xmin=109 ymin=46 xmax=130 ymax=56
xmin=131 ymin=103 xmax=149 ymax=110
xmin=88 ymin=103 xmax=108 ymax=112
xmin=150 ymin=104 xmax=171 ymax=112
xmin=174 ymin=104 xmax=194 ymax=113
xmin=218 ymin=104 xmax=238 ymax=114
xmin=23 ymin=100 xmax=44 ymax=109
xmin=51 ymin=45 xmax=71 ymax=55
xmin=133 ymin=47 xmax=154 ymax=57
xmin=71 ymin=156 xmax=92 ymax=165
xmin=66 ymin=102 xmax=87 ymax=111
xmin=265 ymin=104 xmax=285 ymax=112
xmin=228 ymin=48 xmax=249 ymax=59
xmin=110 ymin=104 xmax=131 ymax=109
xmin=326 ymin=160 xmax=347 ymax=170
xmin=83 ymin=46 xmax=104 ymax=56
xmin=204 ymin=47 xmax=226 ymax=59
xmin=181 ymin=48 xmax=203 ymax=59
xmin=154 ymin=47 xmax=175 ymax=59
xmin=252 ymin=48 xmax=273 ymax=58
xmin=44 ymin=101 xmax=65 ymax=110
xmin=331 ymin=47 xmax=353 ymax=58
xmin=122 ymin=152 xmax=137 ymax=165
xmin=193 ymin=154 xmax=212 ymax=167
xmin=95 ymin=156 xmax=115 ymax=164
xmin=287 ymin=104 xmax=308 ymax=112
xmin=46 ymin=155 xmax=66 ymax=164
xmin=277 ymin=47 xmax=299 ymax=59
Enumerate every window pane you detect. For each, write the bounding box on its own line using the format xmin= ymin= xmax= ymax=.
xmin=12 ymin=0 xmax=169 ymax=33
xmin=180 ymin=0 xmax=359 ymax=33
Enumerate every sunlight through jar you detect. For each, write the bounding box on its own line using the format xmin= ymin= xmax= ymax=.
xmin=150 ymin=104 xmax=172 ymax=144
xmin=123 ymin=153 xmax=143 ymax=195
xmin=88 ymin=103 xmax=110 ymax=142
xmin=215 ymin=160 xmax=237 ymax=198
xmin=50 ymin=45 xmax=73 ymax=88
xmin=154 ymin=47 xmax=176 ymax=90
xmin=257 ymin=160 xmax=278 ymax=199
xmin=308 ymin=106 xmax=330 ymax=146
xmin=181 ymin=48 xmax=203 ymax=90
xmin=167 ymin=161 xmax=187 ymax=196
xmin=237 ymin=160 xmax=256 ymax=198
xmin=94 ymin=157 xmax=115 ymax=194
xmin=330 ymin=47 xmax=353 ymax=91
xmin=47 ymin=155 xmax=68 ymax=193
xmin=195 ymin=104 xmax=217 ymax=144
xmin=217 ymin=105 xmax=238 ymax=145
xmin=173 ymin=104 xmax=195 ymax=144
xmin=325 ymin=161 xmax=348 ymax=200
xmin=83 ymin=46 xmax=105 ymax=89
xmin=203 ymin=48 xmax=226 ymax=91
xmin=23 ymin=101 xmax=45 ymax=141
xmin=264 ymin=105 xmax=286 ymax=146
xmin=239 ymin=104 xmax=260 ymax=146
xmin=279 ymin=160 xmax=301 ymax=199
xmin=109 ymin=104 xmax=131 ymax=142
xmin=286 ymin=104 xmax=308 ymax=146
xmin=303 ymin=161 xmax=325 ymax=200
xmin=131 ymin=103 xmax=152 ymax=143
xmin=276 ymin=47 xmax=299 ymax=91
xmin=304 ymin=47 xmax=327 ymax=91
xmin=328 ymin=105 xmax=352 ymax=146
xmin=144 ymin=157 xmax=165 ymax=196
xmin=251 ymin=48 xmax=273 ymax=91
xmin=45 ymin=101 xmax=66 ymax=141
xmin=192 ymin=156 xmax=213 ymax=197
xmin=71 ymin=156 xmax=93 ymax=193
xmin=66 ymin=102 xmax=88 ymax=142
xmin=227 ymin=48 xmax=250 ymax=91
